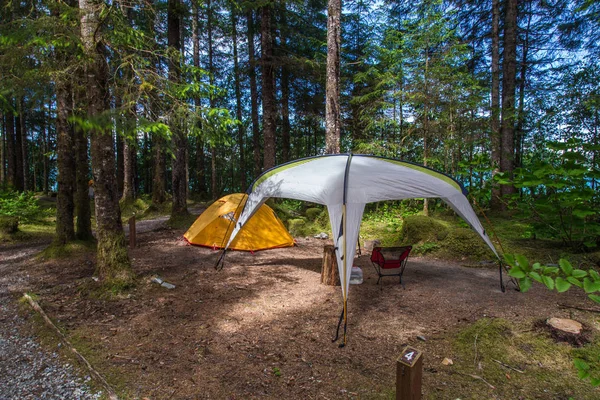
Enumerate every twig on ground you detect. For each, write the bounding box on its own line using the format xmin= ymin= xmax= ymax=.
xmin=458 ymin=372 xmax=496 ymax=389
xmin=492 ymin=359 xmax=525 ymax=374
xmin=473 ymin=333 xmax=479 ymax=366
xmin=557 ymin=303 xmax=600 ymax=313
xmin=23 ymin=293 xmax=119 ymax=400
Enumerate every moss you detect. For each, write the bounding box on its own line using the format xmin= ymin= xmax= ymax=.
xmin=39 ymin=240 xmax=96 ymax=260
xmin=440 ymin=227 xmax=494 ymax=260
xmin=120 ymin=197 xmax=150 ymax=221
xmin=399 ymin=215 xmax=449 ymax=244
xmin=305 ymin=207 xmax=322 ymax=221
xmin=0 ymin=215 xmax=19 ymax=234
xmin=412 ymin=242 xmax=441 ymax=255
xmin=572 ymin=336 xmax=600 ymax=377
xmin=287 ymin=218 xmax=308 ymax=237
xmin=442 ymin=318 xmax=600 ymax=399
xmin=167 ymin=211 xmax=196 ymax=229
xmin=95 ymin=232 xmax=135 ymax=291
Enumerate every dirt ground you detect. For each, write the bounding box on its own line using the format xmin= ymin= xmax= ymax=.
xmin=7 ymin=224 xmax=600 ymax=399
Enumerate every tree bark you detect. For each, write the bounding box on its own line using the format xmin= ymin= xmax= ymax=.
xmin=261 ymin=4 xmax=276 ymax=170
xmin=74 ymin=123 xmax=93 ymax=241
xmin=192 ymin=1 xmax=205 ymax=195
xmin=55 ymin=81 xmax=76 ymax=245
xmin=500 ymin=0 xmax=518 ymax=200
xmin=207 ymin=0 xmax=218 ymax=197
xmin=321 ymin=245 xmax=340 ymax=286
xmin=280 ymin=8 xmax=291 ymax=163
xmin=247 ymin=10 xmax=261 ymax=176
xmin=1 ymin=112 xmax=5 ymax=185
xmin=79 ymin=0 xmax=133 ymax=285
xmin=14 ymin=102 xmax=24 ymax=191
xmin=19 ymin=98 xmax=28 ymax=191
xmin=515 ymin=4 xmax=532 ymax=171
xmin=168 ymin=0 xmax=187 ymax=215
xmin=490 ymin=0 xmax=502 ymax=210
xmin=231 ymin=5 xmax=245 ymax=190
xmin=41 ymin=100 xmax=49 ymax=195
xmin=5 ymin=109 xmax=15 ymax=188
xmin=325 ymin=0 xmax=341 ymax=154
xmin=152 ymin=134 xmax=166 ymax=204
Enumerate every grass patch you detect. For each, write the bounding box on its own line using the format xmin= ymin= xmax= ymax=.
xmin=39 ymin=240 xmax=96 ymax=260
xmin=120 ymin=197 xmax=151 ymax=221
xmin=436 ymin=318 xmax=600 ymax=399
xmin=167 ymin=211 xmax=197 ymax=230
xmin=0 ymin=220 xmax=55 ymax=243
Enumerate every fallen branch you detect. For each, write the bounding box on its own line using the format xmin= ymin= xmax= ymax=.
xmin=455 ymin=372 xmax=495 ymax=389
xmin=492 ymin=359 xmax=525 ymax=374
xmin=557 ymin=303 xmax=600 ymax=313
xmin=23 ymin=293 xmax=119 ymax=400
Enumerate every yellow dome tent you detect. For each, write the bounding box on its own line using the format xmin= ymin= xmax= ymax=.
xmin=184 ymin=193 xmax=294 ymax=251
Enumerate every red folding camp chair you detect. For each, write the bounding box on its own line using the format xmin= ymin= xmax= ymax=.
xmin=370 ymin=246 xmax=413 ymax=286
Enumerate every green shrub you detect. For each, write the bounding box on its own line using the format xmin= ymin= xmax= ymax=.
xmin=305 ymin=207 xmax=322 ymax=221
xmin=443 ymin=227 xmax=493 ymax=259
xmin=399 ymin=215 xmax=449 ymax=244
xmin=412 ymin=242 xmax=440 ymax=255
xmin=0 ymin=190 xmax=45 ymax=222
xmin=0 ymin=216 xmax=18 ymax=234
xmin=287 ymin=218 xmax=308 ymax=237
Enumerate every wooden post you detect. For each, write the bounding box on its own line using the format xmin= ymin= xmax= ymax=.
xmin=321 ymin=244 xmax=340 ymax=286
xmin=128 ymin=216 xmax=136 ymax=248
xmin=396 ymin=346 xmax=423 ymax=400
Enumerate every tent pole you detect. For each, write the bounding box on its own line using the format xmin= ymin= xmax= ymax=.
xmin=342 ymin=203 xmax=347 ymax=347
xmin=341 ymin=153 xmax=352 ymax=347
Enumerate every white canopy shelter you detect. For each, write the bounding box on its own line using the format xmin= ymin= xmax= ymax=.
xmin=221 ymin=154 xmax=500 ymax=344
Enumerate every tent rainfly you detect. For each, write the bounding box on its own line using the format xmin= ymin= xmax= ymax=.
xmin=218 ymin=154 xmax=501 ymax=345
xmin=184 ymin=193 xmax=294 ymax=251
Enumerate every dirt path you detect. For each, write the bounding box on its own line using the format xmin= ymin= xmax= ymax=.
xmin=0 ymin=240 xmax=100 ymax=399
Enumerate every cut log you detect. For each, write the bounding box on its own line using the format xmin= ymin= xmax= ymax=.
xmin=321 ymin=245 xmax=340 ymax=286
xmin=540 ymin=317 xmax=589 ymax=347
xmin=546 ymin=318 xmax=582 ymax=335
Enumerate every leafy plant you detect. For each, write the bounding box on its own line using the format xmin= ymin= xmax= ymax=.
xmin=0 ymin=191 xmax=47 ymax=223
xmin=505 ymin=253 xmax=600 ymax=387
xmin=505 ymin=139 xmax=600 ymax=251
xmin=505 ymin=254 xmax=600 ymax=304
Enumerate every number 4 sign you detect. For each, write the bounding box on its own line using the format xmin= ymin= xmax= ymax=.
xmin=398 ymin=346 xmax=422 ymax=368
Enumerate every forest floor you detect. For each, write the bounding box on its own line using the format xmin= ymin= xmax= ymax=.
xmin=2 ymin=209 xmax=600 ymax=399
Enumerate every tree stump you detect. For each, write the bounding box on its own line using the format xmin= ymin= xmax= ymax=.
xmin=541 ymin=317 xmax=589 ymax=347
xmin=321 ymin=245 xmax=340 ymax=286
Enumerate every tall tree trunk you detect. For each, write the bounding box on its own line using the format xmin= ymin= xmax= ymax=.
xmin=279 ymin=8 xmax=291 ymax=163
xmin=19 ymin=98 xmax=28 ymax=191
xmin=79 ymin=0 xmax=133 ymax=285
xmin=192 ymin=1 xmax=205 ymax=195
xmin=115 ymin=95 xmax=124 ymax=197
xmin=500 ymin=0 xmax=518 ymax=200
xmin=515 ymin=3 xmax=532 ymax=171
xmin=41 ymin=101 xmax=49 ymax=195
xmin=55 ymin=81 xmax=76 ymax=245
xmin=261 ymin=4 xmax=276 ymax=169
xmin=490 ymin=0 xmax=501 ymax=210
xmin=325 ymin=0 xmax=341 ymax=154
xmin=14 ymin=102 xmax=24 ymax=191
xmin=247 ymin=10 xmax=261 ymax=176
xmin=231 ymin=4 xmax=245 ymax=190
xmin=422 ymin=47 xmax=430 ymax=216
xmin=152 ymin=134 xmax=166 ymax=204
xmin=1 ymin=112 xmax=5 ymax=185
xmin=121 ymin=138 xmax=136 ymax=202
xmin=207 ymin=0 xmax=218 ymax=197
xmin=6 ymin=111 xmax=16 ymax=188
xmin=75 ymin=123 xmax=93 ymax=241
xmin=168 ymin=0 xmax=187 ymax=215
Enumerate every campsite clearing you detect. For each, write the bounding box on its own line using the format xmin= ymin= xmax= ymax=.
xmin=10 ymin=224 xmax=600 ymax=399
